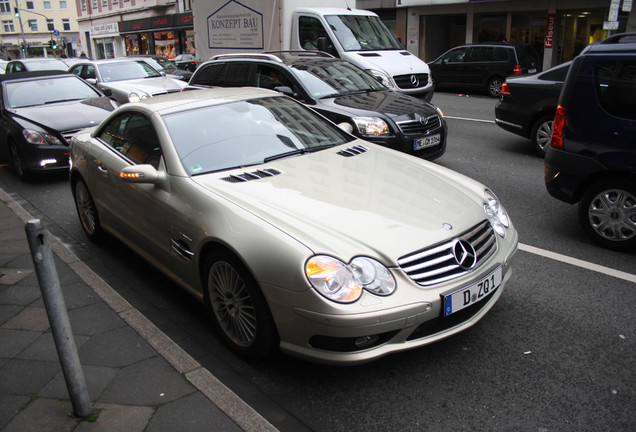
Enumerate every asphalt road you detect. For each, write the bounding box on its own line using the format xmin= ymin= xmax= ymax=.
xmin=1 ymin=91 xmax=634 ymax=432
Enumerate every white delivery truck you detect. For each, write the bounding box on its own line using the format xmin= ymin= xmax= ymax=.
xmin=194 ymin=0 xmax=434 ymax=101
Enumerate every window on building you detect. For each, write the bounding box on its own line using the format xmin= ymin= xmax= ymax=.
xmin=60 ymin=0 xmax=67 ymax=9
xmin=2 ymin=21 xmax=15 ymax=33
xmin=43 ymin=1 xmax=52 ymax=10
xmin=28 ymin=19 xmax=38 ymax=31
xmin=0 ymin=0 xmax=10 ymax=13
xmin=63 ymin=18 xmax=70 ymax=31
xmin=81 ymin=0 xmax=86 ymax=10
xmin=26 ymin=1 xmax=35 ymax=9
xmin=47 ymin=19 xmax=54 ymax=31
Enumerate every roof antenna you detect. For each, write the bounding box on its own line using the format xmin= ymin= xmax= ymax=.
xmin=345 ymin=0 xmax=352 ymax=10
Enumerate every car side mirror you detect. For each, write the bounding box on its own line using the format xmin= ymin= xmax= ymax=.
xmin=274 ymin=86 xmax=295 ymax=97
xmin=86 ymin=78 xmax=98 ymax=85
xmin=337 ymin=122 xmax=354 ymax=134
xmin=119 ymin=164 xmax=162 ymax=185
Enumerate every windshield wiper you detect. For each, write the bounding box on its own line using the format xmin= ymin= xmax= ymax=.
xmin=44 ymin=98 xmax=84 ymax=104
xmin=263 ymin=144 xmax=335 ymax=163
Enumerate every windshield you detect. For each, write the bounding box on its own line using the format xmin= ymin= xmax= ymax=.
xmin=145 ymin=57 xmax=177 ymax=72
xmin=290 ymin=59 xmax=385 ymax=98
xmin=325 ymin=15 xmax=403 ymax=51
xmin=4 ymin=75 xmax=102 ymax=108
xmin=97 ymin=61 xmax=161 ymax=82
xmin=163 ymin=96 xmax=354 ymax=175
xmin=22 ymin=59 xmax=69 ymax=71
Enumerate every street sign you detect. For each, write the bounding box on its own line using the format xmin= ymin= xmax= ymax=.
xmin=53 ymin=30 xmax=60 ymax=36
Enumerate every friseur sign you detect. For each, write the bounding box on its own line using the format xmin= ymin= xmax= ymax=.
xmin=207 ymin=0 xmax=263 ymax=49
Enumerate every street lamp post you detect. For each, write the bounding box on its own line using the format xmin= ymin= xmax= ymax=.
xmin=13 ymin=0 xmax=28 ymax=58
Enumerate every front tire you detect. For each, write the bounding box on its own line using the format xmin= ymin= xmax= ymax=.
xmin=73 ymin=179 xmax=103 ymax=242
xmin=204 ymin=252 xmax=278 ymax=358
xmin=9 ymin=141 xmax=32 ymax=180
xmin=531 ymin=114 xmax=554 ymax=154
xmin=578 ymin=179 xmax=636 ymax=251
xmin=487 ymin=77 xmax=504 ymax=98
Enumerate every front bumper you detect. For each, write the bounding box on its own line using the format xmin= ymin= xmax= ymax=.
xmin=265 ymin=227 xmax=518 ymax=365
xmin=19 ymin=143 xmax=70 ymax=173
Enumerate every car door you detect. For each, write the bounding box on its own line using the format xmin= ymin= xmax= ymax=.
xmin=86 ymin=111 xmax=170 ymax=264
xmin=432 ymin=47 xmax=468 ymax=87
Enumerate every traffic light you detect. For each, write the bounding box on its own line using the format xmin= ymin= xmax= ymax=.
xmin=49 ymin=39 xmax=57 ymax=50
xmin=21 ymin=44 xmax=26 ymax=53
xmin=14 ymin=7 xmax=19 ymax=17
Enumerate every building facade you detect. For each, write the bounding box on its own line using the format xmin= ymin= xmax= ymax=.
xmin=74 ymin=0 xmax=193 ymax=60
xmin=1 ymin=0 xmax=80 ymax=59
xmin=359 ymin=0 xmax=635 ymax=70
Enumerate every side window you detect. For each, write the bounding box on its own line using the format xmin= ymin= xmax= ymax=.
xmin=255 ymin=66 xmax=292 ymax=90
xmin=299 ymin=16 xmax=330 ymax=51
xmin=98 ymin=113 xmax=162 ymax=168
xmin=69 ymin=65 xmax=82 ymax=77
xmin=192 ymin=63 xmax=225 ymax=87
xmin=595 ymin=61 xmax=636 ymax=120
xmin=84 ymin=65 xmax=96 ymax=79
xmin=444 ymin=48 xmax=467 ymax=63
xmin=225 ymin=63 xmax=252 ymax=86
xmin=467 ymin=47 xmax=492 ymax=62
xmin=493 ymin=47 xmax=510 ymax=62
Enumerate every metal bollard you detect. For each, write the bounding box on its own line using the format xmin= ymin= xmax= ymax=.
xmin=25 ymin=219 xmax=92 ymax=418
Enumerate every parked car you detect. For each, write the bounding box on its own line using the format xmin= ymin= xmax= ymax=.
xmin=495 ymin=61 xmax=572 ymax=154
xmin=0 ymin=60 xmax=7 ymax=74
xmin=174 ymin=53 xmax=197 ymax=72
xmin=0 ymin=71 xmax=117 ymax=180
xmin=544 ymin=33 xmax=636 ymax=251
xmin=188 ymin=52 xmax=447 ymax=160
xmin=429 ymin=43 xmax=540 ymax=97
xmin=5 ymin=58 xmax=69 ymax=73
xmin=68 ymin=59 xmax=187 ymax=104
xmin=69 ymin=87 xmax=518 ymax=364
xmin=126 ymin=55 xmax=193 ymax=81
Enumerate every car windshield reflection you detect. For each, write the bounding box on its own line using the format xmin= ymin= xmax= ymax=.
xmin=291 ymin=60 xmax=384 ymax=98
xmin=163 ymin=97 xmax=353 ymax=175
xmin=5 ymin=76 xmax=102 ymax=108
xmin=98 ymin=61 xmax=162 ymax=82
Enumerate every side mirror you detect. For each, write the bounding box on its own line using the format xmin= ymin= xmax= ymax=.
xmin=274 ymin=86 xmax=295 ymax=97
xmin=337 ymin=122 xmax=354 ymax=134
xmin=119 ymin=164 xmax=160 ymax=184
xmin=86 ymin=78 xmax=98 ymax=85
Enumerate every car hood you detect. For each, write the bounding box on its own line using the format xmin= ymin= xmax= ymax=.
xmin=101 ymin=76 xmax=187 ymax=95
xmin=9 ymin=97 xmax=115 ymax=132
xmin=322 ymin=90 xmax=439 ymax=121
xmin=193 ymin=142 xmax=487 ymax=263
xmin=346 ymin=50 xmax=431 ymax=76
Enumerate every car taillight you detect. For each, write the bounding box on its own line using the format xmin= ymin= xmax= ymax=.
xmin=500 ymin=83 xmax=511 ymax=97
xmin=551 ymin=105 xmax=566 ymax=149
xmin=513 ymin=65 xmax=522 ymax=75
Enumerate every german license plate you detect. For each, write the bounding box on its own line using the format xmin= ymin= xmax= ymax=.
xmin=414 ymin=134 xmax=440 ymax=150
xmin=528 ymin=68 xmax=537 ymax=73
xmin=442 ymin=266 xmax=502 ymax=317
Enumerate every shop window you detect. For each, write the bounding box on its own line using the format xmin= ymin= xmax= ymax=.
xmin=154 ymin=32 xmax=175 ymax=59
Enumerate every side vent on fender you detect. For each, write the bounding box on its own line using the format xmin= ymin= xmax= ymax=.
xmin=221 ymin=168 xmax=282 ymax=183
xmin=337 ymin=145 xmax=368 ymax=157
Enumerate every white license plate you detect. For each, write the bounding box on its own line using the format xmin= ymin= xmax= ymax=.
xmin=528 ymin=68 xmax=537 ymax=74
xmin=442 ymin=266 xmax=502 ymax=317
xmin=414 ymin=134 xmax=441 ymax=150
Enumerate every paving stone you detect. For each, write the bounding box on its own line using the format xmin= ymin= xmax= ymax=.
xmin=2 ymin=307 xmax=50 ymax=332
xmin=75 ymin=403 xmax=154 ymax=432
xmin=98 ymin=356 xmax=196 ymax=406
xmin=17 ymin=332 xmax=89 ymax=362
xmin=0 ymin=328 xmax=42 ymax=358
xmin=147 ymin=391 xmax=242 ymax=432
xmin=0 ymin=283 xmax=41 ymax=306
xmin=0 ymin=268 xmax=33 ymax=285
xmin=0 ymin=394 xmax=30 ymax=430
xmin=39 ymin=364 xmax=118 ymax=402
xmin=68 ymin=302 xmax=126 ymax=336
xmin=1 ymin=398 xmax=79 ymax=432
xmin=0 ymin=358 xmax=60 ymax=395
xmin=79 ymin=326 xmax=157 ymax=367
xmin=0 ymin=304 xmax=21 ymax=326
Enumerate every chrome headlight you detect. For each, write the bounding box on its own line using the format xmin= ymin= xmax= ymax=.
xmin=128 ymin=92 xmax=149 ymax=103
xmin=352 ymin=117 xmax=390 ymax=136
xmin=22 ymin=129 xmax=63 ymax=146
xmin=365 ymin=69 xmax=397 ymax=90
xmin=484 ymin=189 xmax=510 ymax=237
xmin=305 ymin=255 xmax=396 ymax=303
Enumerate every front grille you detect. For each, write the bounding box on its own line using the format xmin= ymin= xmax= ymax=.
xmin=61 ymin=129 xmax=81 ymax=145
xmin=221 ymin=168 xmax=281 ymax=183
xmin=397 ymin=115 xmax=441 ymax=136
xmin=398 ymin=220 xmax=497 ymax=286
xmin=394 ymin=73 xmax=429 ymax=90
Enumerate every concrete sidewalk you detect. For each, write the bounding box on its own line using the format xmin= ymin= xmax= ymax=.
xmin=0 ymin=186 xmax=277 ymax=432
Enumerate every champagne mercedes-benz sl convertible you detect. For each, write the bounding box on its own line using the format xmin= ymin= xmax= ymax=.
xmin=69 ymin=87 xmax=518 ymax=365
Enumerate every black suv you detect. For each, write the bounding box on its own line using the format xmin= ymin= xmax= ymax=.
xmin=544 ymin=33 xmax=636 ymax=251
xmin=429 ymin=43 xmax=540 ymax=97
xmin=187 ymin=51 xmax=447 ymax=160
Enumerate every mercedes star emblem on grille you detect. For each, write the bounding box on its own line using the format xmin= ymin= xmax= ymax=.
xmin=452 ymin=239 xmax=477 ymax=270
xmin=410 ymin=75 xmax=419 ymax=87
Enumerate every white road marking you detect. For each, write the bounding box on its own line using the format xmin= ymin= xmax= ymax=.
xmin=519 ymin=243 xmax=636 ymax=284
xmin=445 ymin=116 xmax=495 ymax=123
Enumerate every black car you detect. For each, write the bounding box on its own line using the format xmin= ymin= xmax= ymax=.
xmin=544 ymin=33 xmax=636 ymax=251
xmin=5 ymin=58 xmax=69 ymax=73
xmin=174 ymin=53 xmax=198 ymax=72
xmin=0 ymin=71 xmax=117 ymax=180
xmin=126 ymin=55 xmax=193 ymax=81
xmin=188 ymin=51 xmax=447 ymax=160
xmin=429 ymin=43 xmax=540 ymax=97
xmin=495 ymin=61 xmax=571 ymax=154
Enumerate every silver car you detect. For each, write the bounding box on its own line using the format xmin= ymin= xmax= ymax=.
xmin=68 ymin=59 xmax=186 ymax=104
xmin=69 ymin=88 xmax=518 ymax=364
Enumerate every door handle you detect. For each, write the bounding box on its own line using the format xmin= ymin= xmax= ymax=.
xmin=97 ymin=163 xmax=109 ymax=176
